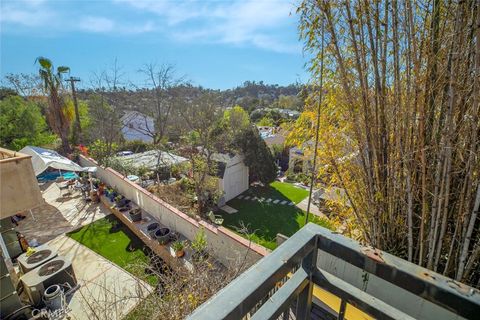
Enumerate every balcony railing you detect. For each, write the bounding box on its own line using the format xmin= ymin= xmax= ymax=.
xmin=187 ymin=223 xmax=480 ymax=320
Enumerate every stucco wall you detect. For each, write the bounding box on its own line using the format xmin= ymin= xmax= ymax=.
xmin=0 ymin=148 xmax=44 ymax=218
xmin=79 ymin=155 xmax=267 ymax=268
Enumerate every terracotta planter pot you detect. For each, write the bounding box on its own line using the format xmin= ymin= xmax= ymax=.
xmin=175 ymin=250 xmax=185 ymax=258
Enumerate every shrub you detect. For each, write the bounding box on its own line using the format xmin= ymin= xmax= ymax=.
xmin=120 ymin=140 xmax=152 ymax=153
xmin=180 ymin=177 xmax=195 ymax=195
xmin=310 ymin=215 xmax=335 ymax=231
xmin=89 ymin=140 xmax=118 ymax=166
xmin=171 ymin=240 xmax=186 ymax=252
xmin=286 ymin=171 xmax=297 ymax=181
xmin=191 ymin=228 xmax=207 ymax=253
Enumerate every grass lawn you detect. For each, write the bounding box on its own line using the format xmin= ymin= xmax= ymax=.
xmin=219 ymin=182 xmax=333 ymax=250
xmin=67 ymin=215 xmax=157 ymax=286
xmin=246 ymin=181 xmax=309 ymax=204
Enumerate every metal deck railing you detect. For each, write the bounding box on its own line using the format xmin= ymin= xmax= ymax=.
xmin=187 ymin=223 xmax=480 ymax=320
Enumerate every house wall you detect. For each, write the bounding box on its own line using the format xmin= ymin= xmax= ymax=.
xmin=79 ymin=155 xmax=267 ymax=268
xmin=121 ymin=111 xmax=154 ymax=143
xmin=0 ymin=148 xmax=44 ymax=218
xmin=222 ymin=155 xmax=249 ymax=202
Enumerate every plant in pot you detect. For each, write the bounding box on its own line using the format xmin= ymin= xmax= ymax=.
xmin=115 ymin=195 xmax=131 ymax=208
xmin=129 ymin=208 xmax=142 ymax=222
xmin=155 ymin=227 xmax=171 ymax=245
xmin=98 ymin=183 xmax=106 ymax=196
xmin=191 ymin=228 xmax=208 ymax=262
xmin=171 ymin=240 xmax=186 ymax=258
xmin=146 ymin=222 xmax=160 ymax=238
xmin=114 ymin=194 xmax=123 ymax=204
xmin=106 ymin=188 xmax=115 ymax=201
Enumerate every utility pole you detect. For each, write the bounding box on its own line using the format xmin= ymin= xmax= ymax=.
xmin=66 ymin=77 xmax=82 ymax=145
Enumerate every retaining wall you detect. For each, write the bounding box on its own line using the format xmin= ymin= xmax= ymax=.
xmin=79 ymin=155 xmax=268 ymax=268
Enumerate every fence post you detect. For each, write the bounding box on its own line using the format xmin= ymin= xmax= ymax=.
xmin=295 ymin=236 xmax=318 ymax=319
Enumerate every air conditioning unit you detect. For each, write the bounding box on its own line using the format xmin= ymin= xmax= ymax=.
xmin=20 ymin=257 xmax=77 ymax=306
xmin=17 ymin=244 xmax=58 ymax=274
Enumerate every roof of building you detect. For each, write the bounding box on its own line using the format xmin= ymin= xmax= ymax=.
xmin=116 ymin=150 xmax=188 ymax=170
xmin=210 ymin=152 xmax=235 ymax=163
xmin=264 ymin=134 xmax=286 ymax=146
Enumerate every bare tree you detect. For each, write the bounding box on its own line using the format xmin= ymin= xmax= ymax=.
xmin=87 ymin=60 xmax=129 ymax=160
xmin=179 ymin=91 xmax=226 ymax=214
xmin=2 ymin=73 xmax=42 ymax=97
xmin=297 ymin=0 xmax=480 ymax=286
xmin=135 ymin=63 xmax=186 ymax=145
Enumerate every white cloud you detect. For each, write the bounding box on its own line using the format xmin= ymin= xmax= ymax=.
xmin=1 ymin=0 xmax=299 ymax=53
xmin=79 ymin=16 xmax=115 ymax=33
xmin=79 ymin=16 xmax=155 ymax=34
xmin=0 ymin=1 xmax=155 ymax=36
xmin=115 ymin=0 xmax=299 ymax=53
xmin=0 ymin=0 xmax=54 ymax=27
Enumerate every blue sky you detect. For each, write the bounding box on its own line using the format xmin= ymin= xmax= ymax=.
xmin=0 ymin=0 xmax=309 ymax=89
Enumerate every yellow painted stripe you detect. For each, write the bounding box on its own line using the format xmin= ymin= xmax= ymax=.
xmin=312 ymin=285 xmax=374 ymax=320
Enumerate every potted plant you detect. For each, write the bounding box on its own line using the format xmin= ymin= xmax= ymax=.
xmin=146 ymin=222 xmax=160 ymax=238
xmin=155 ymin=227 xmax=171 ymax=245
xmin=98 ymin=183 xmax=106 ymax=196
xmin=191 ymin=228 xmax=208 ymax=262
xmin=129 ymin=208 xmax=142 ymax=222
xmin=171 ymin=240 xmax=186 ymax=258
xmin=114 ymin=194 xmax=122 ymax=204
xmin=105 ymin=188 xmax=115 ymax=201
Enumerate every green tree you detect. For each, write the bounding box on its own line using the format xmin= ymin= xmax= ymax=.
xmin=36 ymin=57 xmax=72 ymax=154
xmin=0 ymin=96 xmax=56 ymax=150
xmin=222 ymin=105 xmax=250 ymax=138
xmin=64 ymin=98 xmax=90 ymax=143
xmin=234 ymin=127 xmax=277 ymax=184
xmin=88 ymin=139 xmax=118 ymax=166
xmin=257 ymin=116 xmax=275 ymax=127
xmin=0 ymin=87 xmax=17 ymax=100
xmin=179 ymin=92 xmax=225 ymax=214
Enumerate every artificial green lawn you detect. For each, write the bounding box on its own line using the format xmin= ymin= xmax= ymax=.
xmin=67 ymin=215 xmax=157 ymax=286
xmin=219 ymin=182 xmax=333 ymax=250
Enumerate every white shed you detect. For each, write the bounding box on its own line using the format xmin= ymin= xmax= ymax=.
xmin=213 ymin=153 xmax=249 ymax=205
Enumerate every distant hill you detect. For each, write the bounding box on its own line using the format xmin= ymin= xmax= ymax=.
xmin=77 ymin=81 xmax=304 ymax=114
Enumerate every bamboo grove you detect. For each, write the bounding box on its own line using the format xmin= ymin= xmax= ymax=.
xmin=295 ymin=0 xmax=480 ymax=286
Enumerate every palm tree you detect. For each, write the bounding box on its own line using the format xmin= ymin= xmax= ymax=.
xmin=36 ymin=57 xmax=71 ymax=154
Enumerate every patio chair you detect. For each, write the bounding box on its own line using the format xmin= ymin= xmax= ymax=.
xmin=56 ymin=181 xmax=70 ymax=197
xmin=207 ymin=211 xmax=224 ymax=225
xmin=72 ymin=180 xmax=85 ymax=194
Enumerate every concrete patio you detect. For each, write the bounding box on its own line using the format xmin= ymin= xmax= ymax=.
xmin=14 ymin=181 xmax=152 ymax=319
xmin=16 ymin=182 xmax=110 ymax=244
xmin=47 ymin=235 xmax=153 ymax=320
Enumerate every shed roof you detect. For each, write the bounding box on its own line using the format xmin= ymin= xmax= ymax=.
xmin=116 ymin=150 xmax=188 ymax=170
